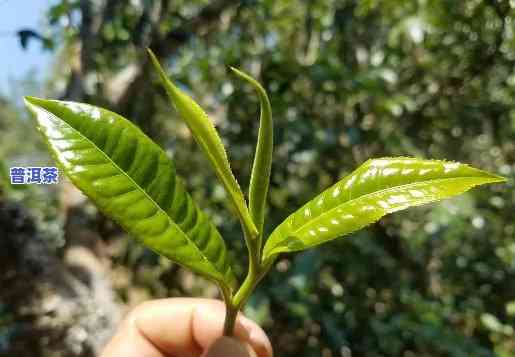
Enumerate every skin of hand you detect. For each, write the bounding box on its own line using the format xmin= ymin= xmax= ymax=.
xmin=100 ymin=298 xmax=273 ymax=357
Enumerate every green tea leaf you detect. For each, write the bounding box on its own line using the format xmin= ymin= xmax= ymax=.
xmin=230 ymin=67 xmax=273 ymax=237
xmin=147 ymin=49 xmax=257 ymax=239
xmin=24 ymin=96 xmax=237 ymax=290
xmin=263 ymin=157 xmax=505 ymax=261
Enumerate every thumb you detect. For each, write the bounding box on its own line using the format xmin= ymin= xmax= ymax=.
xmin=203 ymin=337 xmax=257 ymax=357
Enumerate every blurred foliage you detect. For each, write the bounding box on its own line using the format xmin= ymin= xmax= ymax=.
xmin=1 ymin=0 xmax=515 ymax=356
xmin=0 ymin=96 xmax=65 ymax=251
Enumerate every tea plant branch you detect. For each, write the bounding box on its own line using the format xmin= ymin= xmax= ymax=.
xmin=147 ymin=51 xmax=266 ymax=334
xmin=25 ymin=62 xmax=506 ymax=343
xmin=228 ymin=66 xmax=273 ymax=319
xmin=224 ymin=257 xmax=273 ymax=336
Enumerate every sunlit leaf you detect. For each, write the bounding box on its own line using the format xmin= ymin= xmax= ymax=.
xmin=147 ymin=49 xmax=257 ymax=239
xmin=24 ymin=96 xmax=237 ymax=290
xmin=263 ymin=157 xmax=505 ymax=262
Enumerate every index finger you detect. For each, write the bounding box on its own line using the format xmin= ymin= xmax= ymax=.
xmin=100 ymin=298 xmax=272 ymax=357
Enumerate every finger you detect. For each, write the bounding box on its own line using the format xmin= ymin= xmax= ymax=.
xmin=101 ymin=298 xmax=272 ymax=357
xmin=135 ymin=298 xmax=272 ymax=357
xmin=100 ymin=311 xmax=166 ymax=357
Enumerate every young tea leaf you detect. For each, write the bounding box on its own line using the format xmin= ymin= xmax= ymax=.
xmin=263 ymin=157 xmax=505 ymax=262
xmin=147 ymin=49 xmax=258 ymax=240
xmin=25 ymin=96 xmax=237 ymax=290
xmin=230 ymin=67 xmax=273 ymax=237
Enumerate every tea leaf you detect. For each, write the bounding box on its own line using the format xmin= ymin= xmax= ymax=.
xmin=230 ymin=67 xmax=273 ymax=237
xmin=148 ymin=49 xmax=257 ymax=239
xmin=25 ymin=96 xmax=237 ymax=290
xmin=263 ymin=157 xmax=505 ymax=261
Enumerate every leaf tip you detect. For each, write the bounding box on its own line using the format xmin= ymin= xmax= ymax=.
xmin=146 ymin=47 xmax=158 ymax=63
xmin=229 ymin=66 xmax=252 ymax=83
xmin=147 ymin=48 xmax=181 ymax=99
xmin=486 ymin=174 xmax=507 ymax=184
xmin=147 ymin=48 xmax=167 ymax=79
xmin=228 ymin=65 xmax=241 ymax=75
xmin=471 ymin=166 xmax=507 ymax=184
xmin=23 ymin=96 xmax=48 ymax=116
xmin=23 ymin=95 xmax=40 ymax=106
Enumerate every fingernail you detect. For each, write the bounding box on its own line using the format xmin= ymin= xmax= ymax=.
xmin=203 ymin=337 xmax=256 ymax=357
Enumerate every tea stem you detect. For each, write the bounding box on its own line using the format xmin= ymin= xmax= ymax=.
xmin=222 ymin=257 xmax=275 ymax=336
xmin=223 ymin=302 xmax=239 ymax=336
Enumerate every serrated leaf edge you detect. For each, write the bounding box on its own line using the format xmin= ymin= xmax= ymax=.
xmin=263 ymin=173 xmax=505 ymax=260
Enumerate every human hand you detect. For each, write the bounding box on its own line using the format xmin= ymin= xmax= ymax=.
xmin=100 ymin=298 xmax=273 ymax=357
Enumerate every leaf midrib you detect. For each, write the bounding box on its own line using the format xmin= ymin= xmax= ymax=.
xmin=38 ymin=105 xmax=225 ymax=281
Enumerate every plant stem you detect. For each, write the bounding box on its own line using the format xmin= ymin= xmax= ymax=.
xmin=234 ymin=229 xmax=263 ymax=306
xmin=221 ymin=255 xmax=260 ymax=336
xmin=233 ymin=265 xmax=258 ymax=308
xmin=219 ymin=282 xmax=237 ymax=336
xmin=223 ymin=302 xmax=239 ymax=336
xmin=222 ymin=226 xmax=276 ymax=335
xmin=222 ymin=257 xmax=275 ymax=336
